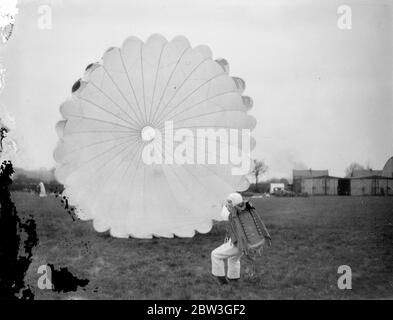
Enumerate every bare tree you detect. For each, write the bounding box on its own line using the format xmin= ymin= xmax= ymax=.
xmin=252 ymin=160 xmax=268 ymax=192
xmin=345 ymin=162 xmax=365 ymax=177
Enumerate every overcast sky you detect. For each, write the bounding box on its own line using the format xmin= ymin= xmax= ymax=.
xmin=1 ymin=0 xmax=392 ymax=179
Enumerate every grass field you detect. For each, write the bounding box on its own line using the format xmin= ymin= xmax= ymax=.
xmin=11 ymin=192 xmax=393 ymax=300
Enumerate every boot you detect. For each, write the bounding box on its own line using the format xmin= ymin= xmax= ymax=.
xmin=213 ymin=276 xmax=228 ymax=285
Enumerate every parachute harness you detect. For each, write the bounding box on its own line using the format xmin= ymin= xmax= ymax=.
xmin=227 ymin=201 xmax=271 ymax=277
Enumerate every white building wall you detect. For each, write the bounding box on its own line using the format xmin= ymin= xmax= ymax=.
xmin=270 ymin=183 xmax=285 ymax=193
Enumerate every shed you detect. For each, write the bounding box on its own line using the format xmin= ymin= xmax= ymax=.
xmin=350 ymin=175 xmax=393 ymax=196
xmin=293 ymin=169 xmax=329 ymax=193
xmin=301 ymin=175 xmax=340 ymax=195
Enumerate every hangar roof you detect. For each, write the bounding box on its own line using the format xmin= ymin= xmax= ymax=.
xmin=350 ymin=175 xmax=393 ymax=180
xmin=382 ymin=157 xmax=393 ymax=177
xmin=293 ymin=169 xmax=329 ymax=178
xmin=302 ymin=175 xmax=342 ymax=180
xmin=350 ymin=170 xmax=382 ymax=178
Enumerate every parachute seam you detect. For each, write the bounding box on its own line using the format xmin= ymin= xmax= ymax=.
xmin=155 ymin=140 xmax=215 ymax=236
xmin=65 ymin=140 xmax=139 ymax=215
xmin=61 ymin=138 xmax=132 ymax=170
xmin=65 ymin=114 xmax=137 ymax=131
xmin=79 ymin=142 xmax=141 ymax=232
xmin=67 ymin=130 xmax=135 ymax=135
xmin=110 ymin=144 xmax=145 ymax=236
xmin=88 ymin=81 xmax=141 ymax=129
xmin=154 ymin=73 xmax=228 ymax=124
xmin=148 ymin=43 xmax=165 ymax=124
xmin=160 ymin=90 xmax=237 ymax=124
xmin=152 ymin=57 xmax=212 ymax=126
xmin=152 ymin=129 xmax=248 ymax=158
xmin=60 ymin=134 xmax=135 ymax=155
xmin=102 ymin=61 xmax=144 ymax=127
xmin=79 ymin=96 xmax=139 ymax=130
xmin=140 ymin=45 xmax=147 ymax=124
xmin=158 ymin=133 xmax=237 ymax=197
xmin=149 ymin=47 xmax=190 ymax=125
xmin=103 ymin=143 xmax=144 ymax=236
xmin=169 ymin=109 xmax=248 ymax=125
xmin=73 ymin=138 xmax=139 ymax=190
xmin=118 ymin=49 xmax=146 ymax=126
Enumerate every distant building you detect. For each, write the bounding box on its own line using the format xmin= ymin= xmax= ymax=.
xmin=301 ymin=175 xmax=341 ymax=195
xmin=293 ymin=169 xmax=329 ymax=193
xmin=270 ymin=183 xmax=285 ymax=194
xmin=348 ymin=159 xmax=393 ymax=195
xmin=289 ymin=157 xmax=393 ymax=196
xmin=350 ymin=175 xmax=393 ymax=196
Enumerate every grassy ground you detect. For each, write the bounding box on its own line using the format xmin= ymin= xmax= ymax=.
xmin=11 ymin=192 xmax=393 ymax=299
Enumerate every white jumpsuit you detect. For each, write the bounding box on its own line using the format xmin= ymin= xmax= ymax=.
xmin=211 ymin=205 xmax=242 ymax=279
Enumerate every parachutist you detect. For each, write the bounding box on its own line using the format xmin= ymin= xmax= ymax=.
xmin=211 ymin=193 xmax=243 ymax=282
xmin=211 ymin=193 xmax=271 ymax=281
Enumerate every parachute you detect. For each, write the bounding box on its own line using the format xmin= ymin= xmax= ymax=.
xmin=54 ymin=34 xmax=256 ymax=238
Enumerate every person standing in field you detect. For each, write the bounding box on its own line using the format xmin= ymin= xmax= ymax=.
xmin=211 ymin=192 xmax=244 ymax=285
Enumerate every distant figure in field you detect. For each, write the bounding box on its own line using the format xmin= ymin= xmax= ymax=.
xmin=38 ymin=182 xmax=47 ymax=197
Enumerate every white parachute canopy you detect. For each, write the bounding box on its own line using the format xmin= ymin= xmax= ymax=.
xmin=54 ymin=34 xmax=256 ymax=238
